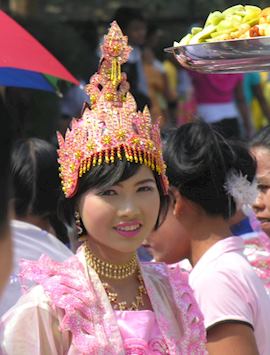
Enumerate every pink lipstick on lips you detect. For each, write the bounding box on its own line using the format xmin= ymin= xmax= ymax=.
xmin=114 ymin=221 xmax=142 ymax=238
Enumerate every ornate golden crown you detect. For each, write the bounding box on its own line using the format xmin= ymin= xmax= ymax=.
xmin=57 ymin=21 xmax=168 ymax=198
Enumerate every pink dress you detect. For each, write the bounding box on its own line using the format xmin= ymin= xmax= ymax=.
xmin=116 ymin=310 xmax=169 ymax=354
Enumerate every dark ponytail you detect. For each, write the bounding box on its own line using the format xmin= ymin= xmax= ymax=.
xmin=164 ymin=121 xmax=256 ymax=219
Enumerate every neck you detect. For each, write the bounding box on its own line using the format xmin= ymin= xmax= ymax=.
xmin=187 ymin=215 xmax=232 ymax=267
xmin=86 ymin=238 xmax=136 ymax=265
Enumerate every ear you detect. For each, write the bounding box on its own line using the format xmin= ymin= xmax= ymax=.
xmin=170 ymin=187 xmax=184 ymax=218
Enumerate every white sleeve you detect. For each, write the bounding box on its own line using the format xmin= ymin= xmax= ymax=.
xmin=0 ymin=286 xmax=69 ymax=355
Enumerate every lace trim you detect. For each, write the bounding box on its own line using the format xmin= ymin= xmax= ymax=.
xmin=19 ymin=255 xmax=115 ymax=354
xmin=168 ymin=266 xmax=207 ymax=354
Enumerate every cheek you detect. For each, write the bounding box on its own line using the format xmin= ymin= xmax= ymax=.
xmin=79 ymin=197 xmax=114 ymax=231
xmin=266 ymin=191 xmax=270 ymax=208
xmin=144 ymin=192 xmax=160 ymax=223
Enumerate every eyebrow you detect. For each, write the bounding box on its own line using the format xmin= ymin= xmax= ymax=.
xmin=135 ymin=178 xmax=156 ymax=186
xmin=117 ymin=178 xmax=156 ymax=187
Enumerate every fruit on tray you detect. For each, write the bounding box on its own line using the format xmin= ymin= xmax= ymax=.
xmin=174 ymin=5 xmax=270 ymax=46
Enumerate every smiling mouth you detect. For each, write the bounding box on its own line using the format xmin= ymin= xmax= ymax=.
xmin=258 ymin=218 xmax=270 ymax=224
xmin=113 ymin=223 xmax=142 ymax=237
xmin=115 ymin=224 xmax=141 ymax=232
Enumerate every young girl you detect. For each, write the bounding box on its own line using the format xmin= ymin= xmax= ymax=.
xmin=0 ymin=22 xmax=206 ymax=354
xmin=148 ymin=121 xmax=270 ymax=354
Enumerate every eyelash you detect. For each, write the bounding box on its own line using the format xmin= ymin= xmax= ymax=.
xmin=98 ymin=189 xmax=117 ymax=196
xmin=258 ymin=184 xmax=269 ymax=193
xmin=137 ymin=186 xmax=154 ymax=192
xmin=98 ymin=186 xmax=154 ymax=196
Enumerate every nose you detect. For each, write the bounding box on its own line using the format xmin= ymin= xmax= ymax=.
xmin=117 ymin=198 xmax=140 ymax=219
xmin=253 ymin=192 xmax=265 ymax=213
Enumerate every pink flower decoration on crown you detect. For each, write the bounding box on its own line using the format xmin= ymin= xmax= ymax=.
xmin=57 ymin=21 xmax=168 ymax=198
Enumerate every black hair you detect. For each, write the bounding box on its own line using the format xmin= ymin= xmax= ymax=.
xmin=250 ymin=125 xmax=270 ymax=150
xmin=11 ymin=138 xmax=59 ymax=217
xmin=164 ymin=121 xmax=256 ymax=219
xmin=113 ymin=7 xmax=146 ymax=33
xmin=0 ymin=96 xmax=13 ymax=238
xmin=60 ymin=155 xmax=169 ymax=235
xmin=11 ymin=138 xmax=68 ymax=242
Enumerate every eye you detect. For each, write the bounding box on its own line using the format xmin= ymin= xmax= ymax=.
xmin=137 ymin=186 xmax=154 ymax=192
xmin=258 ymin=184 xmax=269 ymax=193
xmin=98 ymin=189 xmax=117 ymax=196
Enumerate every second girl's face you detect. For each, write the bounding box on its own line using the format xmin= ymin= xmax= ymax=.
xmin=78 ymin=166 xmax=160 ymax=256
xmin=146 ymin=200 xmax=190 ymax=264
xmin=252 ymin=147 xmax=270 ymax=237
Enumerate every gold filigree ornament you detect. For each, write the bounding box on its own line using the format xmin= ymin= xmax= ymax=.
xmin=57 ymin=21 xmax=168 ymax=198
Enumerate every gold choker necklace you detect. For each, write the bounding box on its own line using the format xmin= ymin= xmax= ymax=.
xmin=84 ymin=244 xmax=138 ymax=279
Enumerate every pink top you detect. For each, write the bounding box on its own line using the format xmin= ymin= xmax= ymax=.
xmin=188 ymin=72 xmax=243 ymax=104
xmin=189 ymin=237 xmax=270 ymax=355
xmin=116 ymin=310 xmax=169 ymax=354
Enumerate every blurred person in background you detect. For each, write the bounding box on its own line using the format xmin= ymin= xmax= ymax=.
xmin=163 ymin=58 xmax=197 ymax=127
xmin=243 ymin=72 xmax=270 ymax=132
xmin=114 ymin=6 xmax=151 ymax=111
xmin=188 ymin=72 xmax=251 ymax=139
xmin=0 ymin=94 xmax=13 ymax=296
xmin=142 ymin=24 xmax=173 ymax=128
xmin=0 ymin=138 xmax=73 ymax=316
xmin=54 ymin=19 xmax=98 ymax=142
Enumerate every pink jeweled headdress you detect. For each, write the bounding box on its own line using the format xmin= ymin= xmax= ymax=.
xmin=57 ymin=21 xmax=168 ymax=198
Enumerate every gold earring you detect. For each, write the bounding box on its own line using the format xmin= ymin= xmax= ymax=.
xmin=74 ymin=211 xmax=83 ymax=235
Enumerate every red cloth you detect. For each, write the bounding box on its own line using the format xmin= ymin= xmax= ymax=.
xmin=0 ymin=10 xmax=78 ymax=84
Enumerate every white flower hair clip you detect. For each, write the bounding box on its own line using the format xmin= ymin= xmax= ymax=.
xmin=224 ymin=170 xmax=258 ymax=215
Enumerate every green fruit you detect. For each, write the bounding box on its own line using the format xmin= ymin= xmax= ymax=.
xmin=222 ymin=5 xmax=244 ymax=16
xmin=205 ymin=11 xmax=224 ymax=26
xmin=178 ymin=33 xmax=192 ymax=46
xmin=191 ymin=27 xmax=203 ymax=35
xmin=243 ymin=5 xmax=261 ymax=22
xmin=177 ymin=3 xmax=263 ymax=45
xmin=189 ymin=25 xmax=216 ymax=44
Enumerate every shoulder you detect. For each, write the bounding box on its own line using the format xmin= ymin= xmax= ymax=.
xmin=19 ymin=253 xmax=86 ymax=297
xmin=11 ymin=220 xmax=73 ymax=261
xmin=3 ymin=284 xmax=52 ymax=317
xmin=191 ymin=257 xmax=259 ymax=329
xmin=193 ymin=252 xmax=256 ymax=296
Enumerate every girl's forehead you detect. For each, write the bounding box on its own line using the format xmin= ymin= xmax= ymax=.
xmin=113 ymin=166 xmax=156 ymax=187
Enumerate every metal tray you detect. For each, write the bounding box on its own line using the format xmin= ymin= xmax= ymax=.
xmin=164 ymin=36 xmax=270 ymax=73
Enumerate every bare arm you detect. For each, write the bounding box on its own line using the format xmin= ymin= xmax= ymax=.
xmin=207 ymin=322 xmax=259 ymax=355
